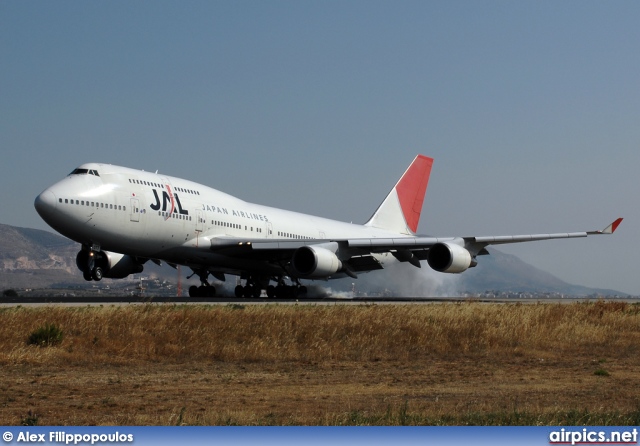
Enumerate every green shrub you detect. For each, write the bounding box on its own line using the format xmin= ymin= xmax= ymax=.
xmin=21 ymin=410 xmax=39 ymax=426
xmin=27 ymin=324 xmax=64 ymax=347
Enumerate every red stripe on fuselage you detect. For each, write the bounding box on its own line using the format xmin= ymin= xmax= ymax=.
xmin=164 ymin=184 xmax=176 ymax=221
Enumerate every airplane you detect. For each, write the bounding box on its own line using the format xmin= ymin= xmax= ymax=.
xmin=34 ymin=155 xmax=622 ymax=298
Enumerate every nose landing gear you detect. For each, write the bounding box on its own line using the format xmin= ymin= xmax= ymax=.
xmin=78 ymin=249 xmax=103 ymax=282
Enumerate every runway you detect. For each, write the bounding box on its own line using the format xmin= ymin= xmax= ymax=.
xmin=0 ymin=295 xmax=455 ymax=305
xmin=1 ymin=294 xmax=637 ymax=306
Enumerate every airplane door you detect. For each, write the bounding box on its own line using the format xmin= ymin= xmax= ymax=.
xmin=130 ymin=198 xmax=140 ymax=222
xmin=266 ymin=222 xmax=273 ymax=238
xmin=196 ymin=209 xmax=204 ymax=232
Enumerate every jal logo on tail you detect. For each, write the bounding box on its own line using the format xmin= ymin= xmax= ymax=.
xmin=150 ymin=187 xmax=189 ymax=219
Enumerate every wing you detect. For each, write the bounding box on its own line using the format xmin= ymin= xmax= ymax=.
xmin=207 ymin=218 xmax=623 ymax=277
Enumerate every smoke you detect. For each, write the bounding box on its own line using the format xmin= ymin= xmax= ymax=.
xmin=305 ymin=284 xmax=354 ymax=299
xmin=369 ymin=261 xmax=461 ymax=297
xmin=309 ymin=261 xmax=462 ymax=299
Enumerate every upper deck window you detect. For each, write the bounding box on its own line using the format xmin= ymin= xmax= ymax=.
xmin=69 ymin=168 xmax=100 ymax=176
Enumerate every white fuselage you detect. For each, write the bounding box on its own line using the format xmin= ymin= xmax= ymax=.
xmin=35 ymin=163 xmax=404 ymax=274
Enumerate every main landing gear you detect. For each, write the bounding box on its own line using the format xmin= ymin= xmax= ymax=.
xmin=266 ymin=284 xmax=308 ymax=299
xmin=185 ymin=270 xmax=309 ymax=299
xmin=234 ymin=278 xmax=308 ymax=299
xmin=188 ymin=285 xmax=216 ymax=298
xmin=187 ymin=269 xmax=217 ymax=298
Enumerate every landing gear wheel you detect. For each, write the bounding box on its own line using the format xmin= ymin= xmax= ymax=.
xmin=266 ymin=285 xmax=276 ymax=299
xmin=189 ymin=285 xmax=216 ymax=297
xmin=198 ymin=285 xmax=211 ymax=297
xmin=91 ymin=267 xmax=103 ymax=281
xmin=83 ymin=270 xmax=93 ymax=281
xmin=235 ymin=285 xmax=244 ymax=298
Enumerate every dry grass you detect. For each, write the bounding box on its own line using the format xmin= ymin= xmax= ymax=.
xmin=1 ymin=301 xmax=639 ymax=425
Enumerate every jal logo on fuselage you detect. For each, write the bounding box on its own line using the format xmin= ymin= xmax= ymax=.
xmin=149 ymin=188 xmax=189 ymax=216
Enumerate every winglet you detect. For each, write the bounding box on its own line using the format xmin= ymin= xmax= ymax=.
xmin=588 ymin=218 xmax=623 ymax=235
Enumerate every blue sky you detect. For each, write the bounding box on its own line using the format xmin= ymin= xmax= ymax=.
xmin=1 ymin=1 xmax=638 ymax=294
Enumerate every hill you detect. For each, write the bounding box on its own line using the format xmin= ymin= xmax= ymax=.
xmin=0 ymin=223 xmax=626 ymax=296
xmin=458 ymin=249 xmax=623 ymax=297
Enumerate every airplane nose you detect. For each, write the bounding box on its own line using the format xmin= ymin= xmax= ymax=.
xmin=34 ymin=190 xmax=57 ymax=218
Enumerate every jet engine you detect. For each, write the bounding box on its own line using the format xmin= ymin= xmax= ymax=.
xmin=426 ymin=242 xmax=473 ymax=273
xmin=76 ymin=250 xmax=144 ymax=280
xmin=291 ymin=245 xmax=342 ymax=278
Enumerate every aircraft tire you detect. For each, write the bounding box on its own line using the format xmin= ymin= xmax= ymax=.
xmin=189 ymin=285 xmax=199 ymax=298
xmin=198 ymin=285 xmax=214 ymax=297
xmin=243 ymin=285 xmax=254 ymax=298
xmin=266 ymin=285 xmax=276 ymax=299
xmin=83 ymin=270 xmax=93 ymax=281
xmin=234 ymin=285 xmax=244 ymax=298
xmin=92 ymin=267 xmax=103 ymax=281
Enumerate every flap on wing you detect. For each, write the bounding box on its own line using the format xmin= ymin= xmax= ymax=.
xmin=469 ymin=232 xmax=588 ymax=245
xmin=211 ymin=236 xmax=446 ymax=252
xmin=347 ymin=236 xmax=445 ymax=249
xmin=347 ymin=256 xmax=384 ymax=272
xmin=210 ymin=237 xmax=310 ymax=251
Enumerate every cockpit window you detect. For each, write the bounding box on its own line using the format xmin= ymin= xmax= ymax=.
xmin=69 ymin=168 xmax=100 ymax=176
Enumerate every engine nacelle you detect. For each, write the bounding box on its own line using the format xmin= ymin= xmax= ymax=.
xmin=76 ymin=250 xmax=144 ymax=279
xmin=426 ymin=242 xmax=472 ymax=273
xmin=291 ymin=246 xmax=342 ymax=278
xmin=101 ymin=251 xmax=145 ymax=278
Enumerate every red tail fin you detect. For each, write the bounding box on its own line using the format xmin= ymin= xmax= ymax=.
xmin=396 ymin=155 xmax=433 ymax=233
xmin=365 ymin=155 xmax=433 ymax=234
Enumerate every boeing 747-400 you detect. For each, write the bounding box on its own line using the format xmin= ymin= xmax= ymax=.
xmin=34 ymin=155 xmax=622 ymax=298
